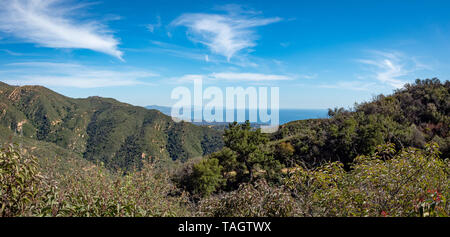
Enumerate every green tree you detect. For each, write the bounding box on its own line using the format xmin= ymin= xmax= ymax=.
xmin=275 ymin=142 xmax=295 ymax=166
xmin=210 ymin=148 xmax=237 ymax=172
xmin=224 ymin=121 xmax=281 ymax=182
xmin=191 ymin=158 xmax=224 ymax=196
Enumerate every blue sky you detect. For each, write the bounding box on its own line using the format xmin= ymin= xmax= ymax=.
xmin=0 ymin=0 xmax=449 ymax=109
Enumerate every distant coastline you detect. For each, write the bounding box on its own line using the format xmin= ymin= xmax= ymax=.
xmin=146 ymin=105 xmax=329 ymax=125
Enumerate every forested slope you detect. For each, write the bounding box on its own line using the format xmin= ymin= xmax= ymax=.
xmin=0 ymin=82 xmax=223 ymax=171
xmin=272 ymin=78 xmax=449 ymax=167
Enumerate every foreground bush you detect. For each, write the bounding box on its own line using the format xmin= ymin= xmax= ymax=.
xmin=197 ymin=179 xmax=294 ymax=217
xmin=38 ymin=161 xmax=191 ymax=217
xmin=2 ymin=142 xmax=447 ymax=217
xmin=0 ymin=144 xmax=46 ymax=216
xmin=1 ymin=144 xmax=192 ymax=217
xmin=200 ymin=143 xmax=449 ymax=217
xmin=287 ymin=143 xmax=448 ymax=217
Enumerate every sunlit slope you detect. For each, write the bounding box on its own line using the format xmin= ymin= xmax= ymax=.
xmin=0 ymin=81 xmax=223 ymax=171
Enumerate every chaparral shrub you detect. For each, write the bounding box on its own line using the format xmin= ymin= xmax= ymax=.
xmin=285 ymin=142 xmax=449 ymax=217
xmin=198 ymin=143 xmax=448 ymax=217
xmin=0 ymin=144 xmax=48 ymax=216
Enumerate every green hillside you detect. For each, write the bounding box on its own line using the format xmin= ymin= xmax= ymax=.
xmin=0 ymin=79 xmax=448 ymax=217
xmin=176 ymin=79 xmax=449 ymax=200
xmin=271 ymin=78 xmax=449 ymax=168
xmin=0 ymin=81 xmax=223 ymax=171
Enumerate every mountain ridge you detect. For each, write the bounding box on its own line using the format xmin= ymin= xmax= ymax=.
xmin=0 ymin=82 xmax=224 ymax=171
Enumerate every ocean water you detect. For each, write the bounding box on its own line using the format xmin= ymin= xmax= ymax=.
xmin=147 ymin=105 xmax=329 ymax=125
xmin=226 ymin=109 xmax=329 ymax=125
xmin=278 ymin=109 xmax=329 ymax=124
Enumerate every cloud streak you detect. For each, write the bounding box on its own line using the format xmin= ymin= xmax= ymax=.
xmin=210 ymin=72 xmax=291 ymax=81
xmin=0 ymin=49 xmax=24 ymax=56
xmin=357 ymin=50 xmax=430 ymax=88
xmin=1 ymin=62 xmax=156 ymax=88
xmin=0 ymin=0 xmax=123 ymax=60
xmin=146 ymin=16 xmax=161 ymax=33
xmin=173 ymin=72 xmax=292 ymax=84
xmin=319 ymin=81 xmax=377 ymax=91
xmin=172 ymin=6 xmax=281 ymax=61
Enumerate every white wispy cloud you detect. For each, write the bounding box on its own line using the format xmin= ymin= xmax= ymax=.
xmin=210 ymin=72 xmax=291 ymax=81
xmin=0 ymin=0 xmax=123 ymax=60
xmin=173 ymin=72 xmax=292 ymax=84
xmin=172 ymin=5 xmax=281 ymax=61
xmin=146 ymin=15 xmax=162 ymax=33
xmin=319 ymin=81 xmax=378 ymax=91
xmin=129 ymin=40 xmax=260 ymax=68
xmin=357 ymin=50 xmax=430 ymax=88
xmin=1 ymin=62 xmax=157 ymax=88
xmin=0 ymin=49 xmax=24 ymax=56
xmin=174 ymin=74 xmax=205 ymax=83
xmin=298 ymin=73 xmax=318 ymax=79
